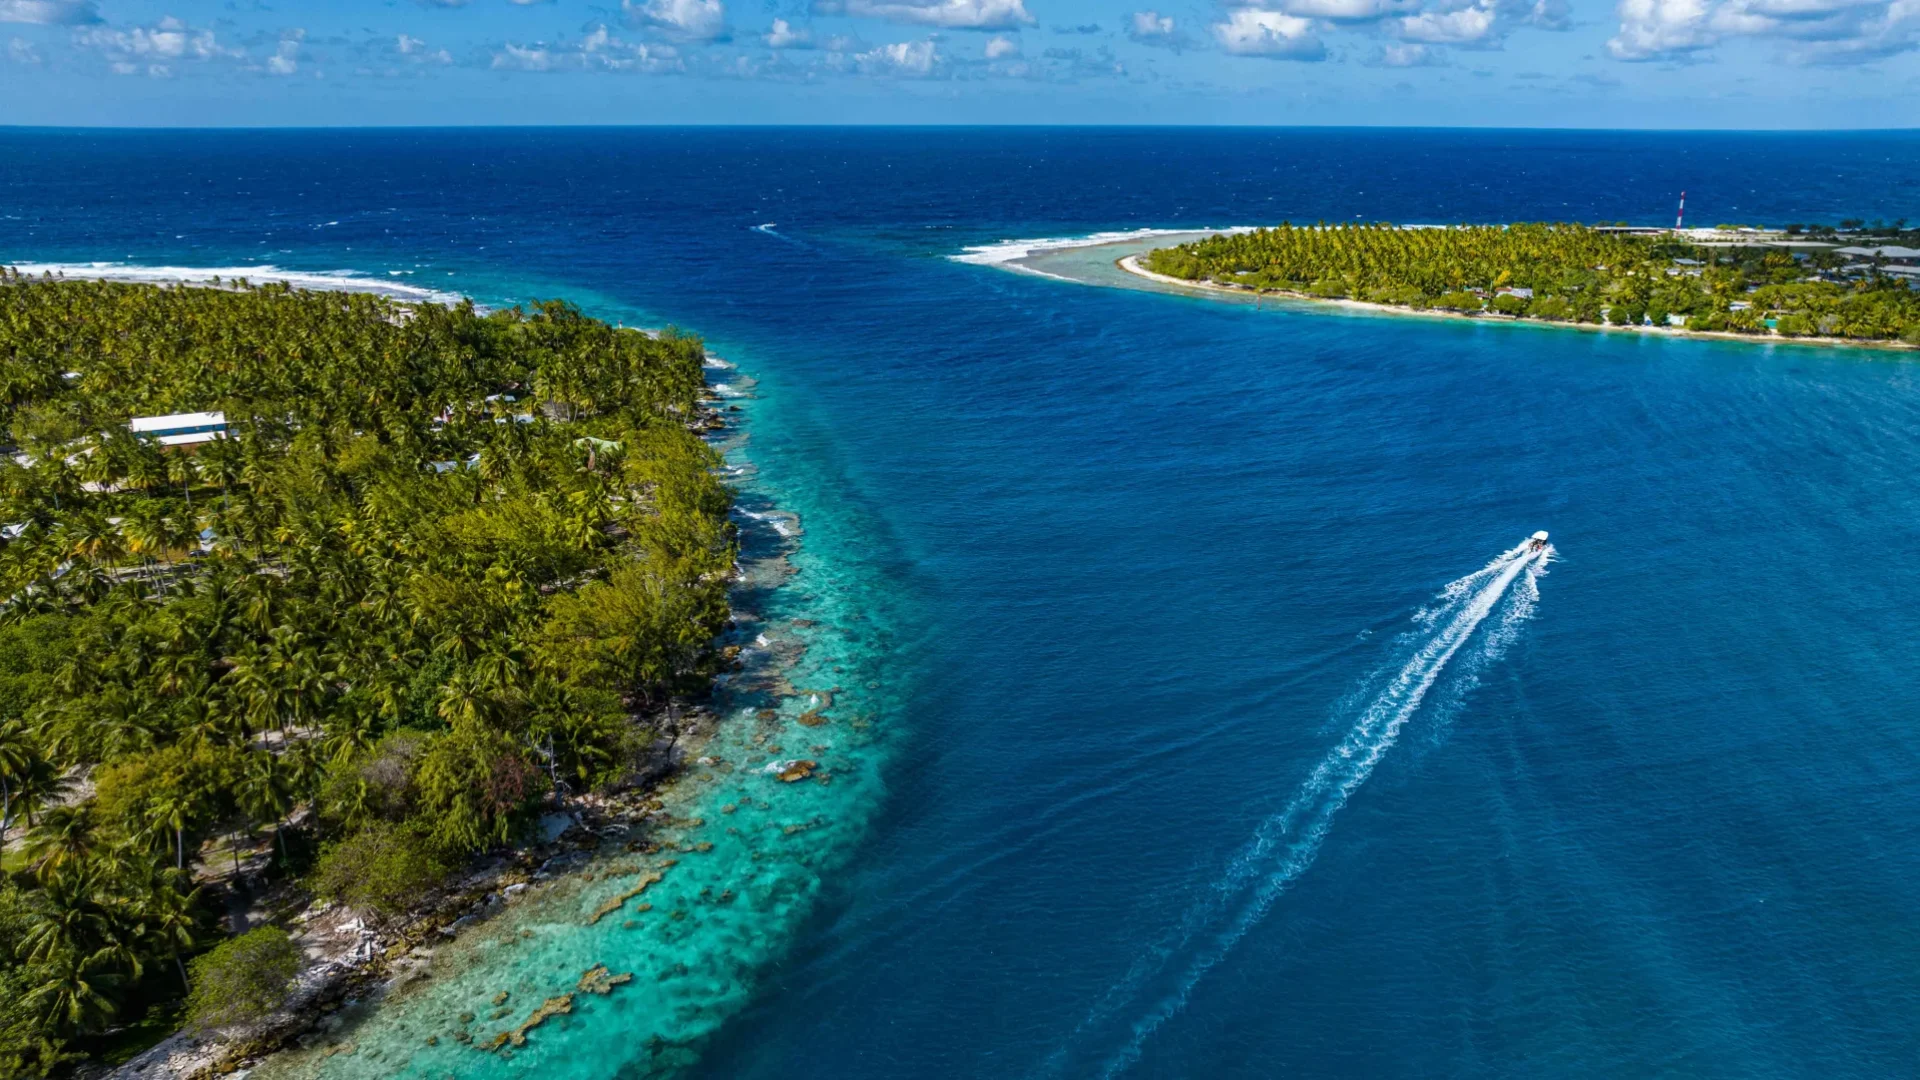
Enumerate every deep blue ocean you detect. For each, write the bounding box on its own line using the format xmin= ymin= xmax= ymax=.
xmin=6 ymin=128 xmax=1920 ymax=1079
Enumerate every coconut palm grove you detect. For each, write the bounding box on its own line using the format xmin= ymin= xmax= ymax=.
xmin=0 ymin=271 xmax=734 ymax=1073
xmin=1143 ymin=223 xmax=1920 ymax=342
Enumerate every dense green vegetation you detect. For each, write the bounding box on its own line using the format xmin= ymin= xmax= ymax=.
xmin=0 ymin=270 xmax=734 ymax=1074
xmin=184 ymin=927 xmax=300 ymax=1031
xmin=1144 ymin=224 xmax=1920 ymax=345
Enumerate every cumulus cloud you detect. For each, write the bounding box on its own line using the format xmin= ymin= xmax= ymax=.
xmin=1212 ymin=7 xmax=1328 ymax=56
xmin=491 ymin=24 xmax=682 ymax=70
xmin=1127 ymin=9 xmax=1194 ymax=47
xmin=1392 ymin=1 xmax=1499 ymax=42
xmin=1609 ymin=0 xmax=1914 ymax=59
xmin=0 ymin=0 xmax=98 ymax=24
xmin=7 ymin=34 xmax=42 ymax=61
xmin=765 ymin=17 xmax=814 ymax=46
xmin=853 ymin=37 xmax=939 ymax=71
xmin=264 ymin=28 xmax=304 ymax=75
xmin=1372 ymin=40 xmax=1447 ymax=61
xmin=74 ymin=16 xmax=243 ymax=73
xmin=624 ymin=0 xmax=729 ymax=41
xmin=1608 ymin=0 xmax=1718 ymax=54
xmin=394 ymin=33 xmax=453 ymax=63
xmin=985 ymin=32 xmax=1020 ymax=55
xmin=824 ymin=0 xmax=1036 ymax=30
xmin=1285 ymin=0 xmax=1417 ymax=19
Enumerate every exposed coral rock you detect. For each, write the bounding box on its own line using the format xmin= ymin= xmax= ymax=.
xmin=775 ymin=759 xmax=816 ymax=783
xmin=577 ymin=964 xmax=635 ymax=995
xmin=588 ymin=870 xmax=663 ymax=924
xmin=487 ymin=994 xmax=575 ymax=1051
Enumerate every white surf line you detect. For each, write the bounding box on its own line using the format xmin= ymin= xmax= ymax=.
xmin=4 ymin=261 xmax=465 ymax=305
xmin=949 ymin=227 xmax=1258 ymax=269
xmin=1054 ymin=540 xmax=1550 ymax=1079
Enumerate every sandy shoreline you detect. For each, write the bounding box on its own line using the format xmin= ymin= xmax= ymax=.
xmin=4 ymin=261 xmax=467 ymax=306
xmin=1115 ymin=253 xmax=1919 ymax=355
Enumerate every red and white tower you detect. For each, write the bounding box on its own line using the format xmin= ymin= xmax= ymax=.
xmin=1675 ymin=191 xmax=1687 ymax=231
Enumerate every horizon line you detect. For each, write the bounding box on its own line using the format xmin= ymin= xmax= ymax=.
xmin=3 ymin=123 xmax=1919 ymax=135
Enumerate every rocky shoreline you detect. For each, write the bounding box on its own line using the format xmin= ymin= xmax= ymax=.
xmin=106 ymin=383 xmax=776 ymax=1080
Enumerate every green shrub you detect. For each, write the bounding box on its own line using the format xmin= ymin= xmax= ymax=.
xmin=1774 ymin=314 xmax=1816 ymax=337
xmin=1432 ymin=291 xmax=1484 ymax=313
xmin=312 ymin=821 xmax=449 ymax=918
xmin=1525 ymin=296 xmax=1573 ymax=321
xmin=1365 ymin=284 xmax=1426 ymax=306
xmin=1489 ymin=294 xmax=1528 ymax=316
xmin=185 ymin=927 xmax=301 ymax=1030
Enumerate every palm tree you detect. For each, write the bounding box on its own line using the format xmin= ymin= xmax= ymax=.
xmin=25 ymin=802 xmax=96 ymax=880
xmin=27 ymin=949 xmax=121 ymax=1035
xmin=150 ymin=791 xmax=194 ymax=871
xmin=0 ymin=718 xmax=37 ymax=857
xmin=132 ymin=868 xmax=200 ymax=991
xmin=236 ymin=750 xmax=291 ymax=865
xmin=167 ymin=452 xmax=199 ymax=506
xmin=20 ymin=862 xmax=116 ymax=966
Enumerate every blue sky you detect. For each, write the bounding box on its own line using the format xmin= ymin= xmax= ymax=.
xmin=0 ymin=0 xmax=1912 ymax=126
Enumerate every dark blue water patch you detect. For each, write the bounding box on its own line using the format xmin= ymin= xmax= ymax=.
xmin=4 ymin=129 xmax=1920 ymax=1080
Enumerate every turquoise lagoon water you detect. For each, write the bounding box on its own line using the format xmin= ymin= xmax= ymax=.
xmin=5 ymin=129 xmax=1920 ymax=1079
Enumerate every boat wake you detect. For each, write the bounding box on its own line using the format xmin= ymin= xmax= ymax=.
xmin=1051 ymin=536 xmax=1554 ymax=1078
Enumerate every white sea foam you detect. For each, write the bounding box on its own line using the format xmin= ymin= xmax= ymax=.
xmin=950 ymin=227 xmax=1257 ymax=269
xmin=1056 ymin=538 xmax=1553 ymax=1078
xmin=4 ymin=260 xmax=465 ymax=305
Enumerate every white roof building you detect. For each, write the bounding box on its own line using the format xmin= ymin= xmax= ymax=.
xmin=129 ymin=411 xmax=228 ymax=449
xmin=1834 ymin=245 xmax=1920 ymax=261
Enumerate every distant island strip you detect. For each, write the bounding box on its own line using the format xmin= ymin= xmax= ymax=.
xmin=1127 ymin=223 xmax=1920 ymax=349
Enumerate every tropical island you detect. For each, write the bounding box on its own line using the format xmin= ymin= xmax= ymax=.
xmin=0 ymin=269 xmax=736 ymax=1075
xmin=1132 ymin=222 xmax=1920 ymax=347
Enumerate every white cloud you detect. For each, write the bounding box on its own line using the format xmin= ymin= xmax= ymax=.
xmin=490 ymin=25 xmax=682 ymax=71
xmin=766 ymin=18 xmax=815 ymax=46
xmin=264 ymin=28 xmax=304 ymax=75
xmin=985 ymin=32 xmax=1019 ymax=55
xmin=1130 ymin=10 xmax=1175 ymax=36
xmin=624 ymin=0 xmax=729 ymax=40
xmin=0 ymin=0 xmax=97 ymax=24
xmin=74 ymin=17 xmax=243 ymax=71
xmin=1375 ymin=40 xmax=1447 ymax=61
xmin=1127 ymin=8 xmax=1196 ymax=47
xmin=7 ymin=35 xmax=42 ymax=62
xmin=1212 ymin=7 xmax=1328 ymax=56
xmin=1285 ymin=0 xmax=1415 ymax=19
xmin=1609 ymin=0 xmax=1914 ymax=58
xmin=1393 ymin=1 xmax=1498 ymax=41
xmin=1608 ymin=0 xmax=1718 ymax=54
xmin=830 ymin=0 xmax=1036 ymax=30
xmin=854 ymin=37 xmax=939 ymax=71
xmin=373 ymin=33 xmax=453 ymax=67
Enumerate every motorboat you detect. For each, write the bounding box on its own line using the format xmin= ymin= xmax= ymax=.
xmin=1527 ymin=530 xmax=1550 ymax=553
